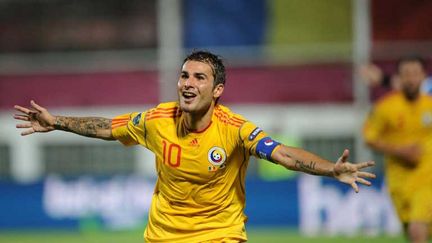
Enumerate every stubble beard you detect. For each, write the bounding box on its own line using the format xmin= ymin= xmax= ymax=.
xmin=403 ymin=87 xmax=420 ymax=101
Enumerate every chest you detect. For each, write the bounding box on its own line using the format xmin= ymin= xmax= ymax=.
xmin=384 ymin=105 xmax=432 ymax=132
xmin=151 ymin=124 xmax=239 ymax=182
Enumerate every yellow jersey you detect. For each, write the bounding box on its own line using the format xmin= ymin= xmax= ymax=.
xmin=112 ymin=102 xmax=268 ymax=242
xmin=363 ymin=91 xmax=432 ymax=222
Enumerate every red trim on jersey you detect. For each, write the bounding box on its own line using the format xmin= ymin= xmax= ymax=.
xmin=112 ymin=118 xmax=129 ymax=124
xmin=229 ymin=118 xmax=244 ymax=125
xmin=148 ymin=110 xmax=177 ymax=115
xmin=112 ymin=117 xmax=129 ymax=129
xmin=190 ymin=121 xmax=213 ymax=134
xmin=147 ymin=110 xmax=177 ymax=117
xmin=146 ymin=114 xmax=180 ymax=121
xmin=214 ymin=108 xmax=246 ymax=123
xmin=214 ymin=109 xmax=245 ymax=128
xmin=231 ymin=116 xmax=245 ymax=123
xmin=227 ymin=121 xmax=242 ymax=128
xmin=153 ymin=107 xmax=178 ymax=111
xmin=146 ymin=107 xmax=179 ymax=120
xmin=112 ymin=121 xmax=128 ymax=129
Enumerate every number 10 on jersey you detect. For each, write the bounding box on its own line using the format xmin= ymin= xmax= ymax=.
xmin=162 ymin=140 xmax=181 ymax=167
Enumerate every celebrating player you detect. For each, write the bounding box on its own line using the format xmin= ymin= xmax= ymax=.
xmin=15 ymin=50 xmax=375 ymax=243
xmin=363 ymin=56 xmax=432 ymax=243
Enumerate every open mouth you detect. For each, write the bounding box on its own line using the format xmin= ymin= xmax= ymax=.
xmin=182 ymin=91 xmax=197 ymax=102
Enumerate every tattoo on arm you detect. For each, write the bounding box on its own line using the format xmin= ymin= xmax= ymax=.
xmin=295 ymin=160 xmax=318 ymax=175
xmin=54 ymin=116 xmax=113 ymax=139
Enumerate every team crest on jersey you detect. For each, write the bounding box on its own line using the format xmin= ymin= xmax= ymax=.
xmin=207 ymin=146 xmax=227 ymax=171
xmin=132 ymin=113 xmax=142 ymax=126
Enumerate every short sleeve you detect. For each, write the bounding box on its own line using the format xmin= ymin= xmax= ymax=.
xmin=363 ymin=105 xmax=386 ymax=143
xmin=239 ymin=121 xmax=268 ymax=156
xmin=112 ymin=112 xmax=147 ymax=146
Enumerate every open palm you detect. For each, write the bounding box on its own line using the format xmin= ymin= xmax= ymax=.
xmin=333 ymin=149 xmax=375 ymax=193
xmin=14 ymin=100 xmax=55 ymax=136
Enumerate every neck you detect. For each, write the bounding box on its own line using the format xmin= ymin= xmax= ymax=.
xmin=182 ymin=103 xmax=216 ymax=133
xmin=403 ymin=90 xmax=420 ymax=102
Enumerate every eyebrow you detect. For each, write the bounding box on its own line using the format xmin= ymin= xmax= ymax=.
xmin=181 ymin=71 xmax=208 ymax=78
xmin=194 ymin=72 xmax=208 ymax=78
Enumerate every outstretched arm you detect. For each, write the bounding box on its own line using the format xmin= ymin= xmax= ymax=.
xmin=271 ymin=145 xmax=375 ymax=193
xmin=14 ymin=100 xmax=115 ymax=140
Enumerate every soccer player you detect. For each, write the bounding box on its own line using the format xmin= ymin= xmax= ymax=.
xmin=363 ymin=56 xmax=432 ymax=243
xmin=15 ymin=51 xmax=375 ymax=243
xmin=360 ymin=59 xmax=432 ymax=94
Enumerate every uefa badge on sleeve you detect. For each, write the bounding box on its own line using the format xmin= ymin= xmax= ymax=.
xmin=132 ymin=113 xmax=142 ymax=126
xmin=207 ymin=146 xmax=227 ymax=172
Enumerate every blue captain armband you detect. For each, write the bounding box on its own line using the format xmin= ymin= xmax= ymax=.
xmin=256 ymin=137 xmax=281 ymax=162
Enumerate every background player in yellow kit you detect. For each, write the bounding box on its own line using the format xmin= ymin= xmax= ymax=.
xmin=14 ymin=51 xmax=375 ymax=243
xmin=363 ymin=56 xmax=432 ymax=243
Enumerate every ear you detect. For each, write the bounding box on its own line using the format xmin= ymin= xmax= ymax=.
xmin=213 ymin=83 xmax=224 ymax=99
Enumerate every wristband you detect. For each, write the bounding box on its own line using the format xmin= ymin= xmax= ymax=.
xmin=256 ymin=137 xmax=280 ymax=162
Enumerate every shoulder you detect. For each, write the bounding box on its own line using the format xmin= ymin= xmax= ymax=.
xmin=421 ymin=92 xmax=432 ymax=100
xmin=367 ymin=91 xmax=402 ymax=119
xmin=420 ymin=93 xmax=432 ymax=104
xmin=145 ymin=102 xmax=181 ymax=121
xmin=374 ymin=91 xmax=402 ymax=108
xmin=213 ymin=104 xmax=247 ymax=128
xmin=153 ymin=101 xmax=180 ymax=110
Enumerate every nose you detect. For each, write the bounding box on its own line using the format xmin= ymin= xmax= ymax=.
xmin=183 ymin=77 xmax=195 ymax=88
xmin=184 ymin=78 xmax=191 ymax=86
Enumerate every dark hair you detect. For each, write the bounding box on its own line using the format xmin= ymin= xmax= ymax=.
xmin=397 ymin=55 xmax=427 ymax=73
xmin=183 ymin=50 xmax=226 ymax=86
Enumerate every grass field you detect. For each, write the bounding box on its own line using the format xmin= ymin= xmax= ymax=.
xmin=0 ymin=228 xmax=405 ymax=243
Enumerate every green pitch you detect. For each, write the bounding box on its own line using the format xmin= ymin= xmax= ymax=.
xmin=0 ymin=228 xmax=405 ymax=243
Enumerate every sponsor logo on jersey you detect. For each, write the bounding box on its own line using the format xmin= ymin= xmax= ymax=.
xmin=207 ymin=146 xmax=227 ymax=167
xmin=264 ymin=139 xmax=274 ymax=146
xmin=248 ymin=127 xmax=262 ymax=141
xmin=256 ymin=137 xmax=280 ymax=162
xmin=132 ymin=113 xmax=142 ymax=126
xmin=189 ymin=138 xmax=199 ymax=147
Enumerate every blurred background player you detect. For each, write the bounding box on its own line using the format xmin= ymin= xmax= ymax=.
xmin=15 ymin=51 xmax=375 ymax=243
xmin=363 ymin=56 xmax=432 ymax=243
xmin=360 ymin=56 xmax=432 ymax=95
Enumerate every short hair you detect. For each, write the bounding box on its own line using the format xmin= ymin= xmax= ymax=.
xmin=397 ymin=55 xmax=427 ymax=73
xmin=183 ymin=50 xmax=226 ymax=86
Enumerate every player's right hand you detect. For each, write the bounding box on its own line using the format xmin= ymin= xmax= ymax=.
xmin=333 ymin=149 xmax=376 ymax=193
xmin=14 ymin=100 xmax=56 ymax=136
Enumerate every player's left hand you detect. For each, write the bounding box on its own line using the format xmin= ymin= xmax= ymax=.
xmin=332 ymin=149 xmax=375 ymax=193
